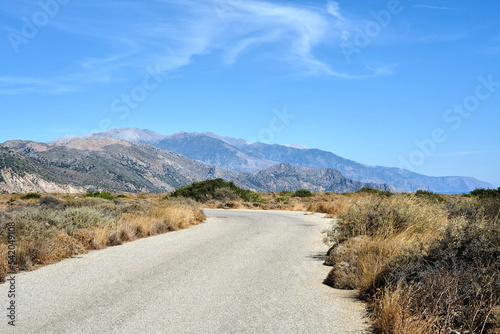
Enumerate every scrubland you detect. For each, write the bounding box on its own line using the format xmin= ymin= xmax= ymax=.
xmin=0 ymin=192 xmax=205 ymax=283
xmin=319 ymin=191 xmax=500 ymax=333
xmin=2 ymin=182 xmax=499 ymax=333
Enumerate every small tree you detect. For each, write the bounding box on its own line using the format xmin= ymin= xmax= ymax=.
xmin=294 ymin=189 xmax=314 ymax=197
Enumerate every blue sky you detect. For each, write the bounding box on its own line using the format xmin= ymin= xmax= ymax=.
xmin=1 ymin=0 xmax=499 ymax=185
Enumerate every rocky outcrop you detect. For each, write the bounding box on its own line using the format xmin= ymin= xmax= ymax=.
xmin=0 ymin=169 xmax=86 ymax=193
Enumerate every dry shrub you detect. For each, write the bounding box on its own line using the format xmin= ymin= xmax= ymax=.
xmin=324 ymin=236 xmax=364 ymax=289
xmin=306 ymin=201 xmax=320 ymax=212
xmin=0 ymin=244 xmax=8 ymax=283
xmin=91 ymin=227 xmax=112 ymax=249
xmin=15 ymin=239 xmax=53 ymax=269
xmin=61 ymin=207 xmax=115 ymax=231
xmin=490 ymin=306 xmax=500 ymax=333
xmin=49 ymin=233 xmax=84 ymax=261
xmin=355 ymin=239 xmax=395 ymax=297
xmin=327 ymin=194 xmax=447 ymax=245
xmin=117 ymin=223 xmax=136 ymax=242
xmin=291 ymin=201 xmax=307 ymax=211
xmin=39 ymin=196 xmax=63 ymax=209
xmin=317 ymin=201 xmax=347 ymax=216
xmin=72 ymin=230 xmax=96 ymax=250
xmin=146 ymin=199 xmax=204 ymax=230
xmin=374 ymin=265 xmax=500 ymax=334
xmin=378 ymin=215 xmax=500 ymax=333
xmin=106 ymin=232 xmax=122 ymax=246
xmin=325 ymin=194 xmax=500 ymax=333
xmin=324 ymin=236 xmax=398 ymax=296
xmin=372 ymin=284 xmax=435 ymax=334
xmin=65 ymin=197 xmax=111 ymax=208
xmin=224 ymin=201 xmax=242 ymax=209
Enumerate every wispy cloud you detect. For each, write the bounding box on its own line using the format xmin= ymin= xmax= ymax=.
xmin=0 ymin=76 xmax=80 ymax=95
xmin=327 ymin=1 xmax=350 ymax=41
xmin=1 ymin=0 xmax=394 ymax=95
xmin=413 ymin=4 xmax=463 ymax=11
xmin=54 ymin=0 xmax=393 ymax=78
xmin=414 ymin=32 xmax=469 ymax=44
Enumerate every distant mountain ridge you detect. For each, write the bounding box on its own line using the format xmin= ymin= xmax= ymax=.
xmin=0 ymin=137 xmax=391 ymax=193
xmin=51 ymin=127 xmax=493 ymax=193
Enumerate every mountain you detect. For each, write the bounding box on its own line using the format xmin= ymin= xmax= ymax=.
xmin=155 ymin=132 xmax=277 ymax=173
xmin=0 ymin=138 xmax=389 ymax=194
xmin=49 ymin=127 xmax=493 ymax=193
xmin=240 ymin=143 xmax=493 ymax=193
xmin=247 ymin=163 xmax=392 ymax=193
xmin=50 ymin=127 xmax=167 ymax=145
xmin=0 ymin=138 xmax=244 ymax=193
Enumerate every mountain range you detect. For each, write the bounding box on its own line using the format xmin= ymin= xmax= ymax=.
xmin=0 ymin=127 xmax=491 ymax=194
xmin=0 ymin=137 xmax=391 ymax=194
xmin=52 ymin=127 xmax=492 ymax=193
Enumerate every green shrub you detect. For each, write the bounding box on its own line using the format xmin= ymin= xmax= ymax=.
xmin=470 ymin=187 xmax=500 ymax=198
xmin=84 ymin=191 xmax=114 ymax=201
xmin=294 ymin=189 xmax=314 ymax=197
xmin=356 ymin=187 xmax=393 ymax=197
xmin=171 ymin=178 xmax=266 ymax=203
xmin=414 ymin=190 xmax=446 ymax=202
xmin=20 ymin=193 xmax=41 ymax=200
xmin=278 ymin=190 xmax=295 ymax=197
xmin=356 ymin=187 xmax=380 ymax=194
xmin=212 ymin=188 xmax=239 ymax=202
xmin=275 ymin=196 xmax=290 ymax=203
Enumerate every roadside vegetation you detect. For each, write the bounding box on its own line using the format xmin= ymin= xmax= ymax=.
xmin=2 ymin=182 xmax=499 ymax=332
xmin=0 ymin=192 xmax=205 ymax=283
xmin=322 ymin=188 xmax=500 ymax=333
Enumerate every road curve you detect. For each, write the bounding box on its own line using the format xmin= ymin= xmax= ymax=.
xmin=1 ymin=209 xmax=368 ymax=333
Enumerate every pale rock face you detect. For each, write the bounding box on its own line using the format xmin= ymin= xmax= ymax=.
xmin=0 ymin=169 xmax=87 ymax=193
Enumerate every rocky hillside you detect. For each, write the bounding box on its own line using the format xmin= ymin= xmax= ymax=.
xmin=0 ymin=138 xmax=390 ymax=194
xmin=155 ymin=132 xmax=277 ymax=173
xmin=0 ymin=138 xmax=244 ymax=193
xmin=247 ymin=163 xmax=393 ymax=193
xmin=51 ymin=127 xmax=493 ymax=193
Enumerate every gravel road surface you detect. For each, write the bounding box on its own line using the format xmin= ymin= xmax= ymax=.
xmin=1 ymin=209 xmax=368 ymax=333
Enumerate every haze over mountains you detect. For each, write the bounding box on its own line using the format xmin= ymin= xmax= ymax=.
xmin=0 ymin=127 xmax=491 ymax=194
xmin=50 ymin=127 xmax=493 ymax=193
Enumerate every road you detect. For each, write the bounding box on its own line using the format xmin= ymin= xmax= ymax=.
xmin=1 ymin=209 xmax=368 ymax=333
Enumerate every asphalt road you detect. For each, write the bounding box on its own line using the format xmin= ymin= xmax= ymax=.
xmin=1 ymin=209 xmax=368 ymax=333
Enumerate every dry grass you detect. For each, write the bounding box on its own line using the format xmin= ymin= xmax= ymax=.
xmin=323 ymin=193 xmax=500 ymax=333
xmin=0 ymin=194 xmax=205 ymax=283
xmin=3 ymin=189 xmax=499 ymax=332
